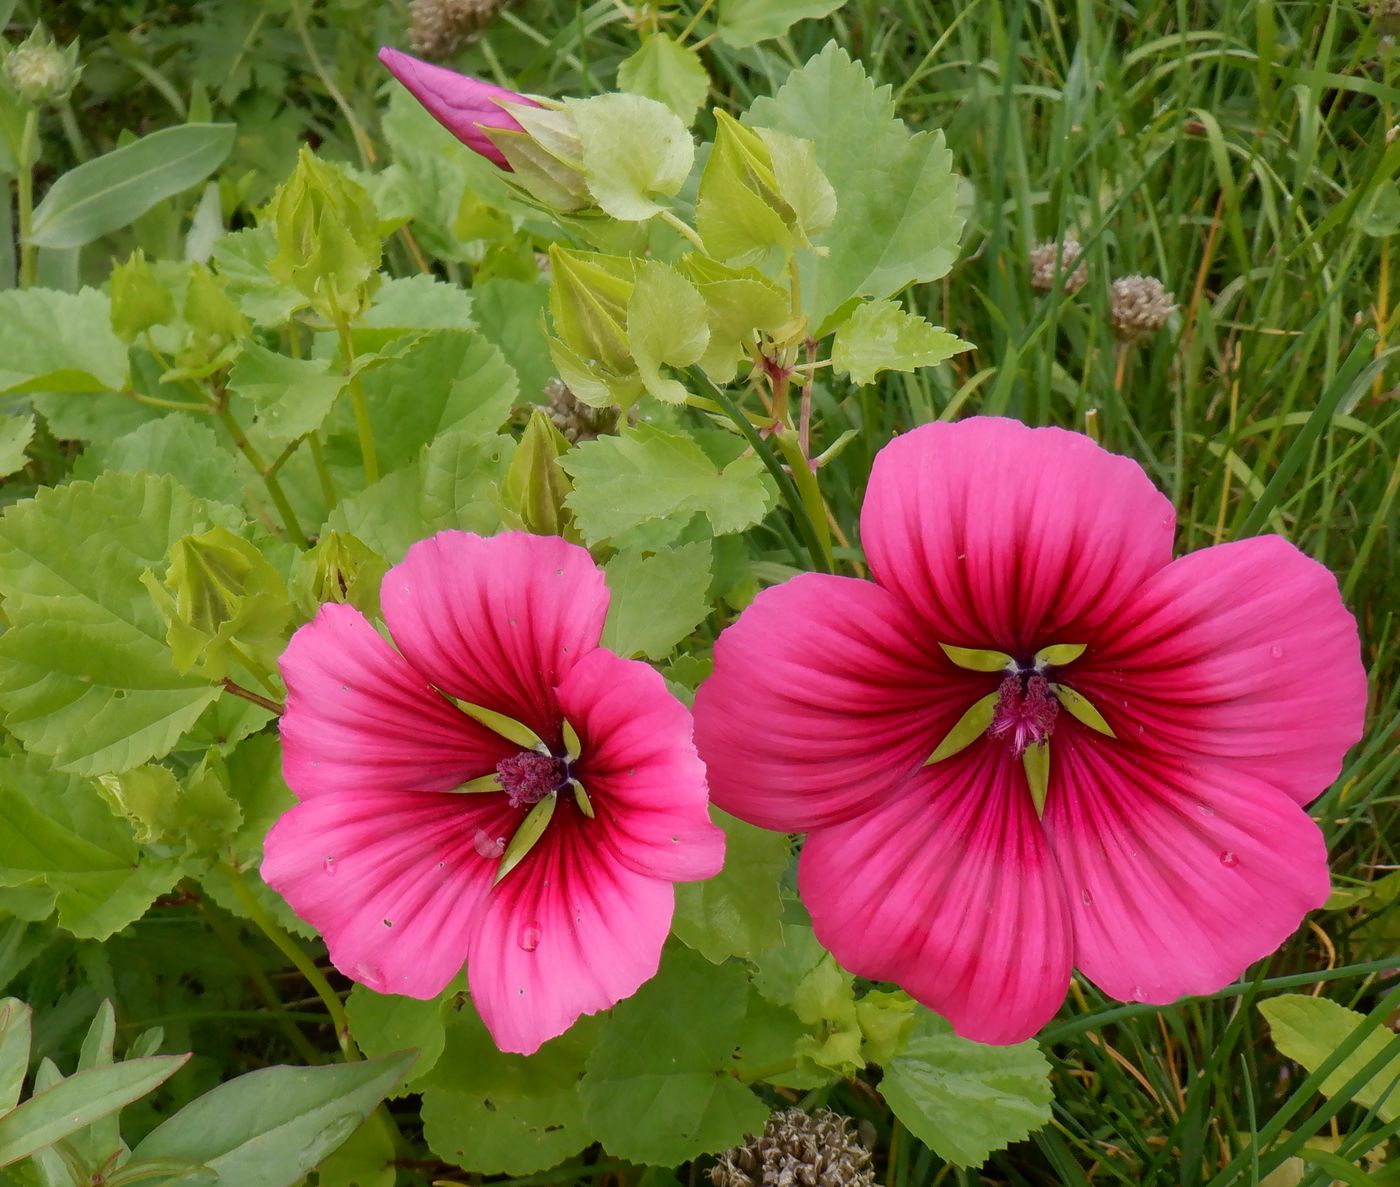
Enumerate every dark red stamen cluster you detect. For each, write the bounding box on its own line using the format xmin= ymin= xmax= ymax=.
xmin=988 ymin=673 xmax=1059 ymax=756
xmin=496 ymin=751 xmax=567 ymax=808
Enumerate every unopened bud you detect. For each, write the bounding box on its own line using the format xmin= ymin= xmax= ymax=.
xmin=3 ymin=26 xmax=81 ymax=107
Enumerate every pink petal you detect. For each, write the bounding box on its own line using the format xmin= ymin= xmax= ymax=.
xmin=799 ymin=741 xmax=1073 ymax=1044
xmin=279 ymin=603 xmax=517 ymax=798
xmin=466 ymin=811 xmax=674 ymax=1055
xmin=557 ymin=648 xmax=724 ymax=882
xmin=377 ymin=47 xmax=538 ymax=169
xmin=1044 ymin=721 xmax=1331 ymax=1005
xmin=1069 ymin=535 xmax=1366 ymax=805
xmin=262 ymin=790 xmax=520 ymax=998
xmin=861 ymin=418 xmax=1177 ymax=655
xmin=693 ymin=573 xmax=986 ymax=831
xmin=380 ymin=531 xmax=609 ymax=749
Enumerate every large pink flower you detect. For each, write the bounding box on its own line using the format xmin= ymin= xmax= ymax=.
xmin=693 ymin=417 xmax=1366 ymax=1044
xmin=262 ymin=530 xmax=724 ymax=1055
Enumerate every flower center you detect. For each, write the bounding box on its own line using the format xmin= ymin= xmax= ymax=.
xmin=496 ymin=751 xmax=569 ymax=808
xmin=987 ymin=672 xmax=1059 ymax=756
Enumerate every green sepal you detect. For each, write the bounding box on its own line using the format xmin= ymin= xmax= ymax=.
xmin=1052 ymin=684 xmax=1116 ymax=739
xmin=547 ymin=246 xmax=638 ymax=376
xmin=939 ymin=643 xmax=1014 ymax=672
xmin=1023 ymin=742 xmax=1050 ymax=817
xmin=925 ymin=692 xmax=999 ymax=765
xmin=568 ymin=92 xmax=695 ymax=222
xmin=571 ymin=779 xmax=595 ymax=819
xmin=696 ymin=111 xmax=796 ymax=266
xmin=291 ymin=531 xmax=388 ymax=620
xmin=562 ymin=718 xmax=582 ymax=761
xmin=1035 ymin=642 xmax=1086 ymax=668
xmin=454 ymin=699 xmax=546 ymax=752
xmin=674 ymin=254 xmax=789 ymax=382
xmin=110 ymin=250 xmax=175 ymax=342
xmin=496 ymin=794 xmax=557 ymax=884
xmin=455 ymin=773 xmax=502 ymax=794
xmin=500 ymin=410 xmax=577 ymax=540
xmin=487 ymin=107 xmax=593 ymax=214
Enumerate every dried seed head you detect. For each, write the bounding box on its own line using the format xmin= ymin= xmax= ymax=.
xmin=542 ymin=378 xmax=621 ymax=444
xmin=1374 ymin=0 xmax=1400 ymax=39
xmin=409 ymin=0 xmax=502 ymax=59
xmin=710 ymin=1108 xmax=878 ymax=1187
xmin=1109 ymin=274 xmax=1175 ymax=343
xmin=1028 ymin=236 xmax=1088 ymax=295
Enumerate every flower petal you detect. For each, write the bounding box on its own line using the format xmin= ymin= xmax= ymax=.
xmin=262 ymin=790 xmax=519 ymax=998
xmin=693 ymin=573 xmax=984 ymax=831
xmin=377 ymin=47 xmax=536 ymax=168
xmin=1044 ymin=722 xmax=1331 ymax=1005
xmin=1070 ymin=535 xmax=1367 ymax=805
xmin=380 ymin=531 xmax=610 ymax=748
xmin=279 ymin=603 xmax=517 ymax=798
xmin=558 ymin=648 xmax=724 ymax=882
xmin=861 ymin=417 xmax=1176 ymax=655
xmin=799 ymin=741 xmax=1073 ymax=1045
xmin=467 ymin=811 xmax=674 ymax=1055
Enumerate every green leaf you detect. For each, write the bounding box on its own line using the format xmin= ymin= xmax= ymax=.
xmin=748 ymin=44 xmax=963 ymax=328
xmin=560 ymin=424 xmax=773 ymax=543
xmin=0 ymin=752 xmax=187 ymax=939
xmin=0 ymin=474 xmax=225 ymax=775
xmin=131 ymin=1052 xmax=415 ymax=1187
xmin=676 ymin=255 xmax=790 ymax=382
xmin=751 ymin=921 xmax=828 ymax=1006
xmin=0 ymin=1055 xmax=189 ymax=1167
xmin=617 ymin=34 xmax=711 ymax=126
xmin=74 ymin=415 xmax=254 ymax=515
xmin=696 ymin=112 xmax=795 ymax=267
xmin=110 ymin=250 xmax=178 ymax=342
xmin=227 ymin=343 xmax=345 ymax=446
xmin=830 ymin=299 xmax=970 ymax=385
xmin=210 ymin=227 xmax=305 ymax=327
xmin=470 ymin=277 xmax=554 ymax=403
xmin=568 ymin=93 xmax=695 ymax=221
xmin=715 ymin=0 xmax=852 ymax=47
xmin=0 ymin=287 xmax=127 ymax=393
xmin=880 ymin=1008 xmax=1053 ymax=1167
xmin=0 ymin=416 xmax=33 ymax=480
xmin=316 ymin=1109 xmax=398 ymax=1187
xmin=1259 ymin=994 xmax=1400 ymax=1122
xmin=627 ymin=261 xmax=710 ymax=404
xmin=346 ymin=985 xmax=450 ymax=1091
xmin=352 ymin=330 xmax=518 ymax=473
xmin=420 ymin=1006 xmax=599 ymax=1174
xmin=581 ymin=947 xmax=768 ymax=1164
xmin=95 ymin=761 xmax=241 ymax=853
xmin=0 ymin=999 xmax=31 ymax=1113
xmin=672 ymin=810 xmax=787 ymax=962
xmin=601 ymin=539 xmax=713 ymax=660
xmin=292 ymin=531 xmax=389 ymax=621
xmin=28 ymin=124 xmax=235 ymax=250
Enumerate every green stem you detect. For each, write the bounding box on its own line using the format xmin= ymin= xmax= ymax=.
xmin=215 ymin=405 xmax=307 ymax=544
xmin=16 ymin=109 xmax=39 ymax=289
xmin=687 ymin=365 xmax=831 ymax=574
xmin=122 ymin=388 xmax=214 ymax=414
xmin=308 ymin=432 xmax=339 ymax=508
xmin=219 ymin=862 xmax=359 ymax=1060
xmin=333 ymin=316 xmax=380 ymax=486
xmin=658 ymin=208 xmax=706 ymax=252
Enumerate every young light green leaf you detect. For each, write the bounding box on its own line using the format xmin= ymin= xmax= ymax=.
xmin=1259 ymin=994 xmax=1400 ymax=1122
xmin=627 ymin=261 xmax=710 ymax=404
xmin=422 ymin=1007 xmax=600 ymax=1175
xmin=601 ymin=539 xmax=713 ymax=660
xmin=130 ymin=1052 xmax=415 ymax=1187
xmin=0 ymin=287 xmax=127 ymax=394
xmin=0 ymin=474 xmax=225 ymax=775
xmin=673 ymin=810 xmax=788 ymax=963
xmin=499 ymin=409 xmax=575 ymax=540
xmin=0 ymin=416 xmax=33 ymax=480
xmin=715 ymin=0 xmax=852 ymax=48
xmin=0 ymin=999 xmax=31 ymax=1114
xmin=881 ymin=1008 xmax=1053 ymax=1167
xmin=226 ymin=343 xmax=345 ymax=446
xmin=568 ymin=93 xmax=694 ymax=221
xmin=617 ymin=34 xmax=711 ymax=126
xmin=831 ymin=299 xmax=970 ymax=385
xmin=581 ymin=949 xmax=768 ymax=1164
xmin=95 ymin=761 xmax=241 ymax=853
xmin=676 ymin=255 xmax=790 ymax=382
xmin=28 ymin=124 xmax=235 ymax=249
xmin=696 ymin=111 xmax=795 ymax=267
xmin=561 ymin=424 xmax=773 ymax=542
xmin=758 ymin=126 xmax=836 ymax=243
xmin=0 ymin=1055 xmax=190 ymax=1167
xmin=748 ymin=44 xmax=963 ymax=328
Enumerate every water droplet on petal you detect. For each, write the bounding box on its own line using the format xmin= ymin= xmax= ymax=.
xmin=323 ymin=856 xmax=338 ymax=876
xmin=1219 ymin=850 xmax=1239 ymax=868
xmin=517 ymin=921 xmax=542 ymax=952
xmin=473 ymin=829 xmax=505 ymax=859
xmin=1269 ymin=644 xmax=1284 ymax=659
xmin=1080 ymin=889 xmax=1093 ymax=905
xmin=1131 ymin=985 xmax=1148 ymax=1002
xmin=353 ymin=961 xmax=385 ymax=991
xmin=1196 ymin=802 xmax=1216 ymax=817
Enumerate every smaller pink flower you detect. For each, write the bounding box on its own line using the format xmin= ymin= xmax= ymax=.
xmin=378 ymin=47 xmax=540 ymax=169
xmin=262 ymin=530 xmax=724 ymax=1055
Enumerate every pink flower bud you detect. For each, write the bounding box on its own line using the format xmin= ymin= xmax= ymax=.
xmin=377 ymin=46 xmax=539 ymax=170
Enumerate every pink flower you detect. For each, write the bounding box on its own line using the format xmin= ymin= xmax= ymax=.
xmin=262 ymin=531 xmax=724 ymax=1055
xmin=377 ymin=47 xmax=540 ymax=170
xmin=693 ymin=417 xmax=1366 ymax=1044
